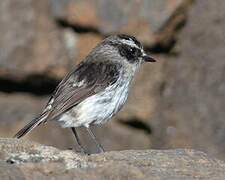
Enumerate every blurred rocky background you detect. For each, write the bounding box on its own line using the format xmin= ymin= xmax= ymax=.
xmin=0 ymin=0 xmax=225 ymax=159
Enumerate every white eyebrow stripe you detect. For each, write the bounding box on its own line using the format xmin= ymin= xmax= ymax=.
xmin=120 ymin=39 xmax=139 ymax=49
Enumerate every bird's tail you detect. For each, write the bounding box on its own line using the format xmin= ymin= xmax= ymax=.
xmin=14 ymin=111 xmax=49 ymax=139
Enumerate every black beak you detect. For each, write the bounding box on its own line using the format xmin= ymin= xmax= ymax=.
xmin=143 ymin=54 xmax=157 ymax=62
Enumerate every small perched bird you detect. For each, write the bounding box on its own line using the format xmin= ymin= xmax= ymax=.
xmin=14 ymin=34 xmax=156 ymax=153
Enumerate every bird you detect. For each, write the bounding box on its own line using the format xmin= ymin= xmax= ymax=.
xmin=14 ymin=34 xmax=156 ymax=153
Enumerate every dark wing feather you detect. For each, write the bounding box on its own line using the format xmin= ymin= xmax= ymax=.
xmin=47 ymin=61 xmax=120 ymax=120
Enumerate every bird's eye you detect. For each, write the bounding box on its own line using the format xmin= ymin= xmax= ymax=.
xmin=118 ymin=45 xmax=142 ymax=63
xmin=126 ymin=47 xmax=137 ymax=55
xmin=129 ymin=48 xmax=133 ymax=52
xmin=129 ymin=47 xmax=141 ymax=57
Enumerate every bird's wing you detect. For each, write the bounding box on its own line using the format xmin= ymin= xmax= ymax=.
xmin=46 ymin=61 xmax=120 ymax=120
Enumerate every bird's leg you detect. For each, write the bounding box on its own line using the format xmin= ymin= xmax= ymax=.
xmin=86 ymin=126 xmax=105 ymax=153
xmin=71 ymin=127 xmax=87 ymax=154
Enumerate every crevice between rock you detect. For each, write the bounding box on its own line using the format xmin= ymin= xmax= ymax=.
xmin=0 ymin=74 xmax=59 ymax=96
xmin=118 ymin=118 xmax=152 ymax=135
xmin=56 ymin=19 xmax=101 ymax=35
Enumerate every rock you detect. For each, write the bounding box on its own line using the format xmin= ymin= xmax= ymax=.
xmin=0 ymin=0 xmax=73 ymax=81
xmin=0 ymin=138 xmax=225 ymax=179
xmin=50 ymin=0 xmax=193 ymax=48
xmin=151 ymin=0 xmax=225 ymax=160
xmin=0 ymin=93 xmax=151 ymax=153
xmin=0 ymin=93 xmax=43 ymax=123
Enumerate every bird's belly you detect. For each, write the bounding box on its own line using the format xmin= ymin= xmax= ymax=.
xmin=57 ymin=83 xmax=129 ymax=128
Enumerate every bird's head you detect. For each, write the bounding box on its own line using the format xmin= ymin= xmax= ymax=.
xmin=87 ymin=34 xmax=156 ymax=72
xmin=105 ymin=34 xmax=155 ymax=63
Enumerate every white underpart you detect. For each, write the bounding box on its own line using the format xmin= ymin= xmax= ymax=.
xmin=58 ymin=74 xmax=132 ymax=128
xmin=120 ymin=39 xmax=139 ymax=49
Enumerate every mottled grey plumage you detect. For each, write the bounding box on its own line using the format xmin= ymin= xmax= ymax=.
xmin=14 ymin=34 xmax=156 ymax=153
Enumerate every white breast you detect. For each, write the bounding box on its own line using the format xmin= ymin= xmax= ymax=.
xmin=57 ymin=76 xmax=131 ymax=128
xmin=76 ymin=77 xmax=130 ymax=126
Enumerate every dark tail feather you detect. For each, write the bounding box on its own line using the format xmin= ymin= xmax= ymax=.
xmin=14 ymin=112 xmax=48 ymax=139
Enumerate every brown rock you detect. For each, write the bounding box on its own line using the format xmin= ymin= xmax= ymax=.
xmin=0 ymin=138 xmax=225 ymax=179
xmin=0 ymin=0 xmax=73 ymax=81
xmin=50 ymin=0 xmax=193 ymax=47
xmin=151 ymin=0 xmax=225 ymax=160
xmin=0 ymin=93 xmax=46 ymax=129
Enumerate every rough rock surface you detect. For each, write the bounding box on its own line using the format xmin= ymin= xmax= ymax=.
xmin=150 ymin=0 xmax=225 ymax=160
xmin=0 ymin=0 xmax=73 ymax=80
xmin=0 ymin=138 xmax=225 ymax=179
xmin=50 ymin=0 xmax=193 ymax=48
